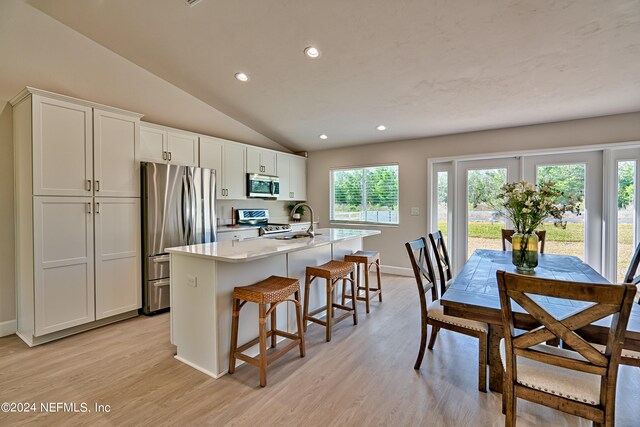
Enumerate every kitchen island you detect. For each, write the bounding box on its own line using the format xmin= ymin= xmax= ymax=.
xmin=166 ymin=228 xmax=380 ymax=378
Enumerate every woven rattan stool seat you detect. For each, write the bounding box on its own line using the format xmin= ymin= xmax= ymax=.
xmin=233 ymin=276 xmax=300 ymax=305
xmin=306 ymin=260 xmax=354 ymax=280
xmin=344 ymin=250 xmax=379 ymax=264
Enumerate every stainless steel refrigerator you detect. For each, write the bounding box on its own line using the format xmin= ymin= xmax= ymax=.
xmin=141 ymin=162 xmax=217 ymax=314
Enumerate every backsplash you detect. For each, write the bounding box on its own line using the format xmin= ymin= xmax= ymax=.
xmin=217 ymin=200 xmax=311 ymax=225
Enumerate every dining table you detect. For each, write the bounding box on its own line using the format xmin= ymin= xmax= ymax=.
xmin=440 ymin=249 xmax=640 ymax=393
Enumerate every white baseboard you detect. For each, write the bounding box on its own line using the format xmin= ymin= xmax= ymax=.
xmin=380 ymin=265 xmax=413 ymax=277
xmin=0 ymin=319 xmax=17 ymax=337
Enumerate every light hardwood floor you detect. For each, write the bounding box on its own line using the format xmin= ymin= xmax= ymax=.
xmin=1 ymin=274 xmax=639 ymax=426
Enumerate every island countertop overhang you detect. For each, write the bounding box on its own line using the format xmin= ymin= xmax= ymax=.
xmin=166 ymin=228 xmax=381 ymax=263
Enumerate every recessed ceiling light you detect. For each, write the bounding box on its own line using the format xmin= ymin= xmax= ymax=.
xmin=304 ymin=47 xmax=321 ymax=58
xmin=235 ymin=72 xmax=249 ymax=82
xmin=319 ymin=134 xmax=328 ymax=140
xmin=376 ymin=125 xmax=387 ymax=131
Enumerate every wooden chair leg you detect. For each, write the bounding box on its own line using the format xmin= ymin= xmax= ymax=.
xmin=325 ymin=278 xmax=333 ymax=342
xmin=294 ymin=290 xmax=305 ymax=357
xmin=478 ymin=332 xmax=487 ymax=392
xmin=415 ymin=315 xmax=428 ymax=369
xmin=303 ymin=273 xmax=311 ymax=332
xmin=258 ymin=303 xmax=268 ymax=387
xmin=228 ymin=297 xmax=240 ymax=374
xmin=428 ymin=326 xmax=440 ymax=349
xmin=505 ymin=380 xmax=516 ymax=427
xmin=270 ymin=303 xmax=277 ymax=348
xmin=376 ymin=260 xmax=382 ymax=301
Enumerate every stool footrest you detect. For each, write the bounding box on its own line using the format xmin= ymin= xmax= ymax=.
xmin=234 ymin=337 xmax=302 ymax=367
xmin=305 ymin=311 xmax=354 ymax=327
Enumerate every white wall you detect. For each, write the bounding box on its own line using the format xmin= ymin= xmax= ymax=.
xmin=307 ymin=113 xmax=640 ymax=272
xmin=0 ymin=0 xmax=291 ymax=327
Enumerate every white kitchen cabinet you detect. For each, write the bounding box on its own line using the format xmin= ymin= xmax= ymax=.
xmin=30 ymin=95 xmax=139 ymax=198
xmin=94 ymin=109 xmax=140 ymax=197
xmin=11 ymin=88 xmax=143 ymax=346
xmin=200 ymin=136 xmax=246 ymax=200
xmin=32 ymin=95 xmax=93 ymax=196
xmin=277 ymin=153 xmax=307 ymax=201
xmin=216 ymin=228 xmax=259 ymax=242
xmin=139 ymin=123 xmax=198 ymax=166
xmin=247 ymin=147 xmax=277 ymax=175
xmin=33 ymin=197 xmax=95 ymax=336
xmin=94 ymin=198 xmax=141 ymax=320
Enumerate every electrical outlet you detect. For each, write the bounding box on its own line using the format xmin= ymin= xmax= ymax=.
xmin=187 ymin=275 xmax=197 ymax=288
xmin=410 ymin=207 xmax=420 ymax=216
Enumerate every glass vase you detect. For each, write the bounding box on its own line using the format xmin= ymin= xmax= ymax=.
xmin=511 ymin=232 xmax=539 ymax=273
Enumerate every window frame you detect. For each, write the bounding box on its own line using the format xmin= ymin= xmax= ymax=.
xmin=329 ymin=163 xmax=400 ymax=226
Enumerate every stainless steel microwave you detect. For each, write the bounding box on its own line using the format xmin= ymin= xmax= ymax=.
xmin=247 ymin=173 xmax=279 ymax=198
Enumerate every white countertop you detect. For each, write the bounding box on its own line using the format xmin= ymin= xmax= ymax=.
xmin=166 ymin=228 xmax=380 ymax=262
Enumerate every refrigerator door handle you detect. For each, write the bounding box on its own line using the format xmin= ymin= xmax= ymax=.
xmin=188 ymin=171 xmax=197 ymax=245
xmin=181 ymin=173 xmax=189 ymax=245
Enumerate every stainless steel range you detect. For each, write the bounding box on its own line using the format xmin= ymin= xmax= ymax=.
xmin=235 ymin=209 xmax=292 ymax=235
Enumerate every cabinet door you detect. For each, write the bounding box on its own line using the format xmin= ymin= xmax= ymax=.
xmin=290 ymin=155 xmax=307 ymax=201
xmin=139 ymin=125 xmax=166 ymax=163
xmin=94 ymin=198 xmax=141 ymax=319
xmin=277 ymin=153 xmax=292 ymax=200
xmin=223 ymin=142 xmax=246 ymax=199
xmin=168 ymin=131 xmax=198 ymax=166
xmin=200 ymin=136 xmax=224 ymax=198
xmin=246 ymin=147 xmax=262 ymax=174
xmin=94 ymin=110 xmax=140 ymax=197
xmin=32 ymin=95 xmax=93 ymax=196
xmin=262 ymin=151 xmax=277 ymax=175
xmin=33 ymin=197 xmax=95 ymax=336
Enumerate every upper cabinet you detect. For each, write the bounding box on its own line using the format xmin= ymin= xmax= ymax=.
xmin=139 ymin=123 xmax=198 ymax=167
xmin=200 ymin=136 xmax=246 ymax=200
xmin=277 ymin=153 xmax=307 ymax=201
xmin=27 ymin=91 xmax=141 ymax=198
xmin=247 ymin=147 xmax=277 ymax=175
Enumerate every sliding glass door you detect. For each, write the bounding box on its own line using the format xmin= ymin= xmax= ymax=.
xmin=453 ymin=158 xmax=520 ymax=272
xmin=522 ymin=152 xmax=602 ymax=269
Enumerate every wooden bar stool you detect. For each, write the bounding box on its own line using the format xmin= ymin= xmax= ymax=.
xmin=304 ymin=260 xmax=357 ymax=342
xmin=343 ymin=250 xmax=382 ymax=313
xmin=229 ymin=275 xmax=305 ymax=387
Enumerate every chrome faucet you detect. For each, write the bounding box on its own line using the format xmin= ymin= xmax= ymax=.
xmin=291 ymin=203 xmax=315 ymax=237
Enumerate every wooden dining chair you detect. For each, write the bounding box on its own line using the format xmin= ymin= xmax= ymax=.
xmin=623 ymin=241 xmax=640 ymax=285
xmin=497 ymin=270 xmax=636 ymax=427
xmin=501 ymin=229 xmax=547 ymax=254
xmin=405 ymin=237 xmax=488 ymax=391
xmin=428 ymin=230 xmax=453 ymax=297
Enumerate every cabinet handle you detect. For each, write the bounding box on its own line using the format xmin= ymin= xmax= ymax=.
xmin=95 ymin=180 xmax=100 ymax=192
xmin=168 ymin=152 xmax=172 ymax=161
xmin=96 ymin=202 xmax=101 ymax=214
xmin=87 ymin=180 xmax=92 ymax=191
xmin=87 ymin=202 xmax=92 ymax=214
xmin=162 ymin=151 xmax=167 ymax=160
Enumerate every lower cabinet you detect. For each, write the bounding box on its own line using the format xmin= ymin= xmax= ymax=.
xmin=94 ymin=198 xmax=141 ymax=320
xmin=33 ymin=197 xmax=96 ymax=336
xmin=24 ymin=196 xmax=141 ymax=343
xmin=216 ymin=228 xmax=259 ymax=242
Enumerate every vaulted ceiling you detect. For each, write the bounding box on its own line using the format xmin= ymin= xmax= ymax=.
xmin=27 ymin=0 xmax=640 ymax=152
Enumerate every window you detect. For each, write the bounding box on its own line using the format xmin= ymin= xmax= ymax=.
xmin=330 ymin=164 xmax=399 ymax=225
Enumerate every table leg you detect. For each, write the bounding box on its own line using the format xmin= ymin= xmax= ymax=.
xmin=489 ymin=324 xmax=504 ymax=393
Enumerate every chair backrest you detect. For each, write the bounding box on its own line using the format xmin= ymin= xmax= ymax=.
xmin=428 ymin=231 xmax=452 ymax=297
xmin=497 ymin=270 xmax=636 ymax=406
xmin=405 ymin=238 xmax=438 ymax=312
xmin=624 ymin=242 xmax=640 ymax=285
xmin=501 ymin=229 xmax=547 ymax=254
